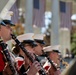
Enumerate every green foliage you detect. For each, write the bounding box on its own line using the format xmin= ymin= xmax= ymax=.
xmin=72 ymin=33 xmax=76 ymax=38
xmin=71 ymin=42 xmax=75 ymax=49
xmin=71 ymin=33 xmax=76 ymax=55
xmin=74 ymin=0 xmax=76 ymax=2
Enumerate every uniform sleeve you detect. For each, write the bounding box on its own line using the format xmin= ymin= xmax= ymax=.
xmin=0 ymin=47 xmax=5 ymax=72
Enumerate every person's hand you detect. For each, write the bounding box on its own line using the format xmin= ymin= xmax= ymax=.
xmin=3 ymin=63 xmax=13 ymax=75
xmin=27 ymin=61 xmax=42 ymax=75
xmin=54 ymin=70 xmax=61 ymax=75
xmin=28 ymin=51 xmax=35 ymax=60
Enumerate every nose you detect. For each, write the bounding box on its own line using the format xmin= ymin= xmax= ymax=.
xmin=10 ymin=27 xmax=13 ymax=32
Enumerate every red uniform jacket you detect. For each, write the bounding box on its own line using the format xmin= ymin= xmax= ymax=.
xmin=0 ymin=46 xmax=5 ymax=72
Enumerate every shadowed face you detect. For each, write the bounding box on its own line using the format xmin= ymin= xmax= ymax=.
xmin=21 ymin=44 xmax=35 ymax=66
xmin=0 ymin=25 xmax=13 ymax=42
xmin=34 ymin=42 xmax=44 ymax=55
xmin=49 ymin=51 xmax=60 ymax=66
xmin=24 ymin=44 xmax=35 ymax=53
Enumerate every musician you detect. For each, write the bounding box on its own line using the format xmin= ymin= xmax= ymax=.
xmin=0 ymin=21 xmax=6 ymax=74
xmin=33 ymin=34 xmax=47 ymax=64
xmin=33 ymin=34 xmax=50 ymax=74
xmin=0 ymin=11 xmax=16 ymax=75
xmin=12 ymin=33 xmax=42 ymax=75
xmin=43 ymin=45 xmax=61 ymax=75
xmin=33 ymin=34 xmax=45 ymax=56
xmin=0 ymin=11 xmax=42 ymax=75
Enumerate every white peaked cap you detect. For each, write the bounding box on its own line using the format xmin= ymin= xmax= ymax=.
xmin=12 ymin=33 xmax=34 ymax=44
xmin=43 ymin=46 xmax=52 ymax=52
xmin=43 ymin=45 xmax=60 ymax=52
xmin=17 ymin=33 xmax=34 ymax=42
xmin=2 ymin=10 xmax=13 ymax=20
xmin=33 ymin=34 xmax=45 ymax=40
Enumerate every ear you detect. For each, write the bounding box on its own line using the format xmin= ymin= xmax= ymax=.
xmin=0 ymin=25 xmax=3 ymax=31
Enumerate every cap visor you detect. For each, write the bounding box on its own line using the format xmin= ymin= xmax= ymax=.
xmin=0 ymin=21 xmax=6 ymax=26
xmin=34 ymin=39 xmax=45 ymax=45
